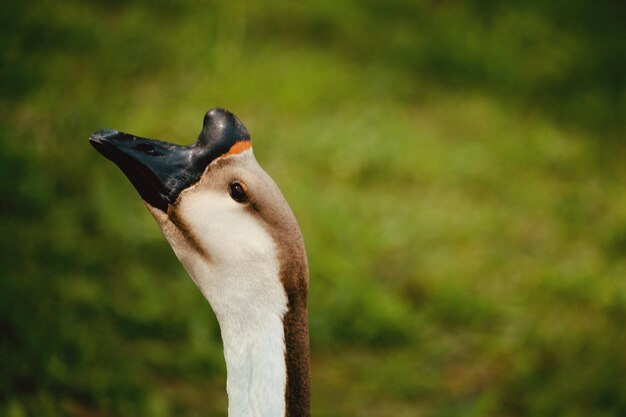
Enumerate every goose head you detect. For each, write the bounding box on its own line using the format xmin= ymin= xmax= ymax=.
xmin=90 ymin=108 xmax=310 ymax=417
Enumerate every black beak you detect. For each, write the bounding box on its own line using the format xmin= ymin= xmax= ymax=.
xmin=89 ymin=108 xmax=250 ymax=212
xmin=89 ymin=130 xmax=194 ymax=212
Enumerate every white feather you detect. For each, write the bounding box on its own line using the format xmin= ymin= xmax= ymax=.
xmin=158 ymin=187 xmax=288 ymax=417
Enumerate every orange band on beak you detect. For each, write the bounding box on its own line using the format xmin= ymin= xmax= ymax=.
xmin=222 ymin=140 xmax=252 ymax=157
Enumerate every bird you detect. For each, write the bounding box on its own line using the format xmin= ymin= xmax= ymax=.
xmin=89 ymin=108 xmax=311 ymax=417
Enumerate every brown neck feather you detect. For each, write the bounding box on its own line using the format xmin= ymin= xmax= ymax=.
xmin=250 ymin=188 xmax=311 ymax=416
xmin=283 ymin=287 xmax=311 ymax=417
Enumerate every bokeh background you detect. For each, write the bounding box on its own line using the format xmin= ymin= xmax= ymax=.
xmin=1 ymin=1 xmax=625 ymax=416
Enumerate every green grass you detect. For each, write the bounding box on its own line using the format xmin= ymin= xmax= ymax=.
xmin=1 ymin=0 xmax=625 ymax=416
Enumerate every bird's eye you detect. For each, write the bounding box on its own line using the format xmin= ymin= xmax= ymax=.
xmin=229 ymin=181 xmax=247 ymax=203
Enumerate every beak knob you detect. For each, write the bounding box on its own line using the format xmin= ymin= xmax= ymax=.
xmin=196 ymin=108 xmax=250 ymax=149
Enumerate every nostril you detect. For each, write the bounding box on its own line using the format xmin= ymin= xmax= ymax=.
xmin=135 ymin=143 xmax=158 ymax=154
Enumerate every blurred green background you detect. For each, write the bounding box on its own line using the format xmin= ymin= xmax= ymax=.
xmin=1 ymin=0 xmax=625 ymax=416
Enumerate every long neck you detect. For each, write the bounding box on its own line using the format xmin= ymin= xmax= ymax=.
xmin=215 ymin=288 xmax=310 ymax=417
xmin=217 ymin=290 xmax=310 ymax=417
xmin=152 ymin=193 xmax=311 ymax=416
xmin=166 ymin=246 xmax=311 ymax=417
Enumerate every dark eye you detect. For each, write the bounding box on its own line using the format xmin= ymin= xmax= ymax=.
xmin=229 ymin=181 xmax=247 ymax=203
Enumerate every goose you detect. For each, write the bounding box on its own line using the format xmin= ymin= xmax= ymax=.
xmin=89 ymin=108 xmax=311 ymax=417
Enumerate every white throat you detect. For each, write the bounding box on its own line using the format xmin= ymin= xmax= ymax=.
xmin=150 ymin=188 xmax=289 ymax=417
xmin=220 ymin=297 xmax=287 ymax=417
